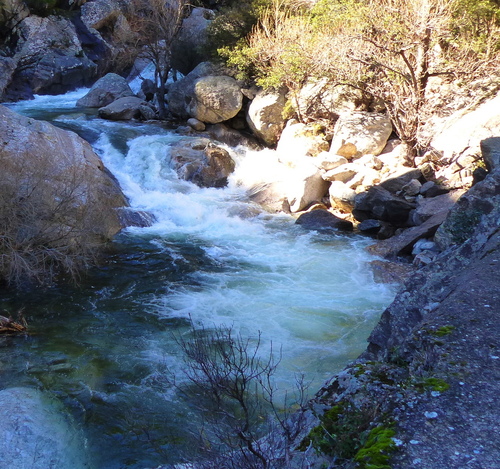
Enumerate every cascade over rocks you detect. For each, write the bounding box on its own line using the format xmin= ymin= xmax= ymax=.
xmin=168 ymin=138 xmax=236 ymax=188
xmin=76 ymin=72 xmax=134 ymax=108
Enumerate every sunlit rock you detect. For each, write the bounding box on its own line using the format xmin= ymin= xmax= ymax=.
xmin=329 ymin=112 xmax=393 ymax=160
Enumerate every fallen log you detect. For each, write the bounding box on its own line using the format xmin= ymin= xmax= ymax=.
xmin=0 ymin=314 xmax=28 ymax=335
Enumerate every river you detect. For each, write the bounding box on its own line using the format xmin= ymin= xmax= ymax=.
xmin=0 ymin=90 xmax=395 ymax=468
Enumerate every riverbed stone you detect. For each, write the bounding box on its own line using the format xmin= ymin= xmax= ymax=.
xmin=329 ymin=111 xmax=393 ymax=160
xmin=0 ymin=387 xmax=90 ymax=469
xmin=247 ymin=88 xmax=287 ymax=146
xmin=98 ymin=96 xmax=150 ymax=120
xmin=76 ymin=73 xmax=135 ymax=108
xmin=296 ymin=209 xmax=353 ymax=232
xmin=367 ymin=210 xmax=449 ymax=258
xmin=186 ymin=75 xmax=243 ymax=124
xmin=353 ymin=186 xmax=415 ymax=223
xmin=0 ymin=104 xmax=127 ymax=239
xmin=277 ymin=121 xmax=330 ymax=162
xmin=329 ymin=181 xmax=357 ymax=212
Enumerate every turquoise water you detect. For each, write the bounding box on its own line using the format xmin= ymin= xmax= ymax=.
xmin=0 ymin=92 xmax=395 ymax=468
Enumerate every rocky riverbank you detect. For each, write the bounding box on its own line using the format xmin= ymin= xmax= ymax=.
xmin=287 ymin=139 xmax=500 ymax=469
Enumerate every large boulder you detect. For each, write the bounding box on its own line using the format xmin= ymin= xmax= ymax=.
xmin=293 ymin=79 xmax=362 ymax=121
xmin=0 ymin=56 xmax=17 ymax=99
xmin=480 ymin=137 xmax=500 ymax=171
xmin=167 ymin=62 xmax=242 ymax=123
xmin=187 ymin=75 xmax=243 ymax=124
xmin=434 ymin=167 xmax=500 ymax=250
xmin=329 ymin=111 xmax=393 ymax=160
xmin=296 ymin=209 xmax=353 ymax=232
xmin=5 ymin=15 xmax=96 ymax=99
xmin=98 ymin=96 xmax=153 ymax=120
xmin=0 ymin=104 xmax=127 ymax=240
xmin=0 ymin=388 xmax=90 ymax=469
xmin=76 ymin=72 xmax=134 ymax=108
xmin=353 ymin=186 xmax=415 ymax=223
xmin=430 ymin=89 xmax=500 ymax=187
xmin=246 ymin=89 xmax=287 ymax=146
xmin=171 ymin=7 xmax=214 ymax=75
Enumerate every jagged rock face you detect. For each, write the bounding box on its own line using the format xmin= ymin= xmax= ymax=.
xmin=0 ymin=104 xmax=127 ymax=240
xmin=0 ymin=388 xmax=90 ymax=469
xmin=329 ymin=111 xmax=393 ymax=160
xmin=76 ymin=72 xmax=134 ymax=107
xmin=246 ymin=89 xmax=287 ymax=146
xmin=0 ymin=0 xmax=29 ymax=33
xmin=430 ymin=89 xmax=500 ymax=187
xmin=4 ymin=15 xmax=96 ymax=100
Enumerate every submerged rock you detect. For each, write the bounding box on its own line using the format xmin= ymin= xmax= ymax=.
xmin=0 ymin=387 xmax=90 ymax=469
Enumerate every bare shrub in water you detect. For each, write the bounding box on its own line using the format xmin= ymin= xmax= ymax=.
xmin=174 ymin=323 xmax=310 ymax=468
xmin=0 ymin=150 xmax=111 ymax=287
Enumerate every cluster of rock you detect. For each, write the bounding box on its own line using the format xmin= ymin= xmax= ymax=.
xmin=3 ymin=0 xmax=500 ymax=266
xmin=0 ymin=1 xmax=213 ymax=101
xmin=287 ymin=138 xmax=500 ymax=469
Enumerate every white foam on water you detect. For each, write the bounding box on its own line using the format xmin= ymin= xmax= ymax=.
xmin=95 ymin=131 xmax=395 ymax=387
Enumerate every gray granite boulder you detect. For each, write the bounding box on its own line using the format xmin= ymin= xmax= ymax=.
xmin=77 ymin=72 xmax=134 ymax=108
xmin=247 ymin=89 xmax=287 ymax=146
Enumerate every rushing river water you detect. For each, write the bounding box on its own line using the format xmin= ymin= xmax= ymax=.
xmin=1 ymin=90 xmax=396 ymax=468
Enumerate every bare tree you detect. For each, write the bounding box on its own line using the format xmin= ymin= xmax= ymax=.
xmin=173 ymin=323 xmax=310 ymax=469
xmin=128 ymin=0 xmax=188 ymax=118
xmin=228 ymin=0 xmax=500 ymax=165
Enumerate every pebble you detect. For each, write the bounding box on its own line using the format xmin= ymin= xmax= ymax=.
xmin=424 ymin=411 xmax=438 ymax=419
xmin=410 ymin=440 xmax=420 ymax=445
